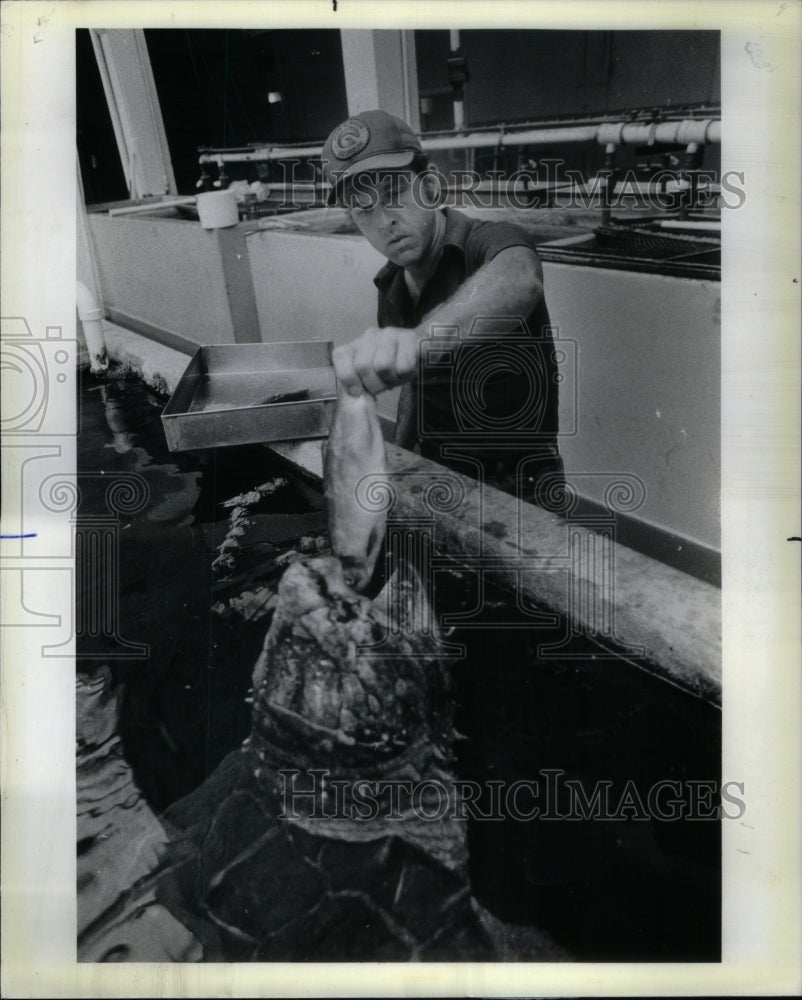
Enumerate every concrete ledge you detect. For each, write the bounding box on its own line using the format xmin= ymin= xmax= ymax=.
xmin=101 ymin=321 xmax=193 ymax=394
xmin=273 ymin=440 xmax=721 ymax=706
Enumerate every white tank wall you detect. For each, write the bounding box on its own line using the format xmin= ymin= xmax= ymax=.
xmin=547 ymin=264 xmax=719 ymax=549
xmin=89 ymin=214 xmax=236 ymax=344
xmin=246 ymin=226 xmax=720 ymax=551
xmin=246 ymin=228 xmax=402 ymax=426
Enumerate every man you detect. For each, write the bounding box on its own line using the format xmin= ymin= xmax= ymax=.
xmin=322 ymin=109 xmax=563 ymax=501
xmin=321 ymin=111 xmax=574 ymax=934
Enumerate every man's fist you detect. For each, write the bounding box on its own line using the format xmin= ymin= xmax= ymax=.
xmin=332 ymin=326 xmax=420 ymax=396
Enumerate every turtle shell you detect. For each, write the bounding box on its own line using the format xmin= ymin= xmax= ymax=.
xmin=156 ymin=748 xmax=492 ymax=962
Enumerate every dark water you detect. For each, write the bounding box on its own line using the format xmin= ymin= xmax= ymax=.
xmin=76 ymin=371 xmax=324 ymax=809
xmin=446 ymin=595 xmax=721 ymax=961
xmin=76 ymin=369 xmax=721 ymax=963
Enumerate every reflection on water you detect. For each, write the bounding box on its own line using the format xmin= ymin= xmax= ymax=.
xmin=76 ymin=372 xmax=212 ymax=959
xmin=76 ymin=372 xmax=323 ymax=960
xmin=77 ymin=668 xmax=202 ymax=961
xmin=77 ymin=374 xmax=315 ymax=810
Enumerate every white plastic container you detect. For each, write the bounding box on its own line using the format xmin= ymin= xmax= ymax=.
xmin=196 ymin=190 xmax=239 ymax=229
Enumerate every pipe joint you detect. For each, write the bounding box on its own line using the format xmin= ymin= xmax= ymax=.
xmin=597 ymin=122 xmax=625 ymax=146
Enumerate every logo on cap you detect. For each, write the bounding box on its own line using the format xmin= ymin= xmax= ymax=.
xmin=330 ymin=118 xmax=370 ymax=160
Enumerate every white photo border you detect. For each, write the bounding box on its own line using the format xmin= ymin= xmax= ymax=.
xmin=1 ymin=1 xmax=800 ymax=996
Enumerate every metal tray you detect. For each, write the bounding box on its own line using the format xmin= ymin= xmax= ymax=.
xmin=161 ymin=341 xmax=336 ymax=452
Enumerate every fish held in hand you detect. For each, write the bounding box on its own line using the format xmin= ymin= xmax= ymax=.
xmin=323 ymin=389 xmax=387 ymax=592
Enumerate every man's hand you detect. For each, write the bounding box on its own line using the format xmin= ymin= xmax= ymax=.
xmin=332 ymin=326 xmax=421 ymax=396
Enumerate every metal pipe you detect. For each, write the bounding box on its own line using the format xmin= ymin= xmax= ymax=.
xmin=197 ymin=118 xmax=721 ymax=167
xmin=596 ymin=119 xmax=720 ymax=146
xmin=199 ymin=146 xmax=324 ymax=165
xmin=427 ymin=118 xmax=721 ymax=151
xmin=423 ymin=124 xmax=600 ymax=150
xmin=449 ymin=29 xmax=464 ymax=133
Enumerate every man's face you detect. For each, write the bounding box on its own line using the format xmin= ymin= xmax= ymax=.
xmin=343 ymin=170 xmax=441 ymax=268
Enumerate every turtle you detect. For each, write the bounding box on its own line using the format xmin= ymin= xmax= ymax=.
xmin=152 ymin=553 xmax=493 ymax=961
xmin=148 ymin=389 xmax=493 ymax=961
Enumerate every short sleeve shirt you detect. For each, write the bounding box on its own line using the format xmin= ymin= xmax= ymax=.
xmin=373 ymin=208 xmax=559 ymax=455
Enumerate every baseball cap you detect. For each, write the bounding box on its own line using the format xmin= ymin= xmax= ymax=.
xmin=321 ymin=110 xmax=424 ymax=206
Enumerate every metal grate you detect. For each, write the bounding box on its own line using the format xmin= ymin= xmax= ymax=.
xmin=538 ymin=220 xmax=720 ymax=279
xmin=594 ymin=225 xmax=719 ymax=260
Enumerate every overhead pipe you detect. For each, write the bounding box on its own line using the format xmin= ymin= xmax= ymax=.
xmin=596 ymin=118 xmax=720 ymax=147
xmin=199 ymin=146 xmax=323 ymax=166
xmin=197 ymin=117 xmax=720 ymax=169
xmin=423 ymin=124 xmax=600 ymax=151
xmin=425 ymin=117 xmax=720 ymax=152
xmin=449 ymin=29 xmax=465 ymax=133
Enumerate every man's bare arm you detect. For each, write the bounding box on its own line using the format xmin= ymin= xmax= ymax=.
xmin=332 ymin=246 xmax=544 ymax=395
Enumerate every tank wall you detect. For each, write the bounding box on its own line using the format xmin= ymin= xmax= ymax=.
xmin=89 ymin=214 xmax=236 ymax=345
xmin=546 ymin=263 xmax=720 ymax=549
